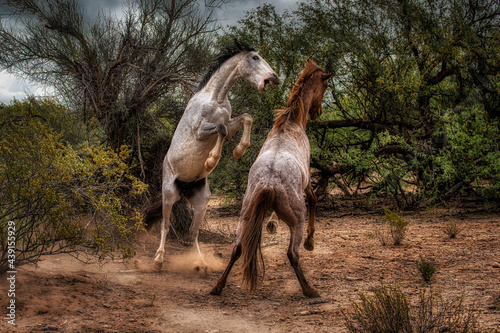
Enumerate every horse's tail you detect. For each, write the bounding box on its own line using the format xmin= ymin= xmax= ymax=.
xmin=143 ymin=196 xmax=192 ymax=232
xmin=240 ymin=186 xmax=276 ymax=294
xmin=143 ymin=199 xmax=162 ymax=230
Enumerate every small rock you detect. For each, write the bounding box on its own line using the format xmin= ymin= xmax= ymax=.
xmin=345 ymin=276 xmax=362 ymax=281
xmin=492 ymin=262 xmax=500 ymax=268
xmin=42 ymin=325 xmax=59 ymax=331
xmin=183 ymin=304 xmax=196 ymax=309
xmin=309 ymin=299 xmax=327 ymax=305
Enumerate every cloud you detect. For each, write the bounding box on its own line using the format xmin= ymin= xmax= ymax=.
xmin=215 ymin=0 xmax=298 ymax=27
xmin=0 ymin=71 xmax=54 ymax=104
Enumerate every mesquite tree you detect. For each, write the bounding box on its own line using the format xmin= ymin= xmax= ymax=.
xmin=0 ymin=0 xmax=226 ymax=175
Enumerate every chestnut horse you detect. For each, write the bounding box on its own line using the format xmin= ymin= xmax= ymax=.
xmin=211 ymin=58 xmax=332 ymax=297
xmin=147 ymin=40 xmax=280 ymax=270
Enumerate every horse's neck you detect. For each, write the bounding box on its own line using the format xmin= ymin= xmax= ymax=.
xmin=202 ymin=55 xmax=241 ymax=104
xmin=295 ymin=92 xmax=316 ymax=129
xmin=276 ymin=93 xmax=314 ymax=131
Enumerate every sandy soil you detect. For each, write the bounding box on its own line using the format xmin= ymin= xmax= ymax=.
xmin=1 ymin=201 xmax=499 ymax=332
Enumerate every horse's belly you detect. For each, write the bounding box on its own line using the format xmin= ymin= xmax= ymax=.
xmin=166 ymin=141 xmax=214 ymax=182
xmin=167 ymin=154 xmax=207 ymax=181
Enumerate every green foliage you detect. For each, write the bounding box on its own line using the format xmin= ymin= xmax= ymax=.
xmin=342 ymin=284 xmax=413 ymax=333
xmin=382 ymin=208 xmax=410 ymax=245
xmin=297 ymin=0 xmax=500 ymax=208
xmin=0 ymin=100 xmax=147 ymax=271
xmin=342 ymin=285 xmax=484 ymax=333
xmin=416 ymin=255 xmax=437 ymax=283
xmin=206 ymin=1 xmax=500 ymax=208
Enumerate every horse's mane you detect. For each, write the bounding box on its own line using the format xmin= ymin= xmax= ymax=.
xmin=196 ymin=40 xmax=255 ymax=92
xmin=273 ymin=59 xmax=323 ymax=129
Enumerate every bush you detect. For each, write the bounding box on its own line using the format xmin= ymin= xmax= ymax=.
xmin=342 ymin=284 xmax=412 ymax=333
xmin=376 ymin=208 xmax=410 ymax=246
xmin=416 ymin=255 xmax=437 ymax=283
xmin=342 ymin=285 xmax=485 ymax=333
xmin=443 ymin=220 xmax=464 ymax=239
xmin=0 ymin=102 xmax=147 ymax=271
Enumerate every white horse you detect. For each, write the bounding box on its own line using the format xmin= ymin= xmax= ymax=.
xmin=147 ymin=40 xmax=280 ymax=270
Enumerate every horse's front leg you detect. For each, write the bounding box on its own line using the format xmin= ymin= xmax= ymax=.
xmin=196 ymin=122 xmax=228 ymax=172
xmin=226 ymin=113 xmax=253 ymax=159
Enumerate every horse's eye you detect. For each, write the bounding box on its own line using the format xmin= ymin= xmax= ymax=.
xmin=252 ymin=55 xmax=259 ymax=61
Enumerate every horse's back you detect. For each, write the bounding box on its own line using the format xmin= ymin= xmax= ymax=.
xmin=251 ymin=126 xmax=311 ymax=189
xmin=245 ymin=128 xmax=310 ymax=210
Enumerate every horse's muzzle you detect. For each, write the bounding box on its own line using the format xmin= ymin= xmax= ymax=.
xmin=265 ymin=75 xmax=281 ymax=86
xmin=261 ymin=75 xmax=281 ymax=92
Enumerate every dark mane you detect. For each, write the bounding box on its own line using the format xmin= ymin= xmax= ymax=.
xmin=273 ymin=59 xmax=323 ymax=129
xmin=196 ymin=40 xmax=255 ymax=92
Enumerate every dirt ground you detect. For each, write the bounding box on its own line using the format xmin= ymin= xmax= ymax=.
xmin=1 ymin=199 xmax=500 ymax=333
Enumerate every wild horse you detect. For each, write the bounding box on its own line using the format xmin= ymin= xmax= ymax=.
xmin=211 ymin=58 xmax=332 ymax=297
xmin=145 ymin=40 xmax=280 ymax=270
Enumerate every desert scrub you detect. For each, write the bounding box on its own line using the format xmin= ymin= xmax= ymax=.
xmin=0 ymin=104 xmax=147 ymax=271
xmin=416 ymin=255 xmax=437 ymax=283
xmin=342 ymin=284 xmax=412 ymax=333
xmin=375 ymin=208 xmax=410 ymax=246
xmin=443 ymin=220 xmax=463 ymax=238
xmin=342 ymin=284 xmax=485 ymax=333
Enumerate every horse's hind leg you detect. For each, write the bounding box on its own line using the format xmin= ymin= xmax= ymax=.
xmin=153 ymin=181 xmax=181 ymax=270
xmin=210 ymin=241 xmax=242 ymax=295
xmin=285 ymin=212 xmax=320 ymax=298
xmin=303 ymin=182 xmax=317 ymax=251
xmin=184 ymin=178 xmax=211 ymax=271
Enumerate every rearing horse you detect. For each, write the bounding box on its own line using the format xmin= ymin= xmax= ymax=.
xmin=151 ymin=40 xmax=280 ymax=270
xmin=211 ymin=58 xmax=332 ymax=297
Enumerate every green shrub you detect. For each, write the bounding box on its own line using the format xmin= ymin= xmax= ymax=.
xmin=342 ymin=284 xmax=412 ymax=333
xmin=416 ymin=255 xmax=437 ymax=283
xmin=376 ymin=208 xmax=410 ymax=246
xmin=342 ymin=285 xmax=485 ymax=333
xmin=0 ymin=103 xmax=147 ymax=271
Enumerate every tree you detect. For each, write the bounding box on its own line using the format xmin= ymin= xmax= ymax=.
xmin=297 ymin=0 xmax=500 ymax=206
xmin=210 ymin=1 xmax=500 ymax=207
xmin=0 ymin=0 xmax=227 ymax=181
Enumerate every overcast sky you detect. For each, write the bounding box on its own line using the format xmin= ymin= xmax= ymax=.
xmin=0 ymin=0 xmax=299 ymax=104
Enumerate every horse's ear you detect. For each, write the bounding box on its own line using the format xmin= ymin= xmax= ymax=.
xmin=234 ymin=39 xmax=243 ymax=51
xmin=322 ymin=73 xmax=333 ymax=81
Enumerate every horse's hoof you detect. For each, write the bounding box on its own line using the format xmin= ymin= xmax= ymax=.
xmin=153 ymin=260 xmax=163 ymax=271
xmin=194 ymin=264 xmax=208 ymax=276
xmin=233 ymin=145 xmax=247 ymax=160
xmin=305 ymin=288 xmax=320 ymax=298
xmin=210 ymin=286 xmax=222 ymax=295
xmin=266 ymin=221 xmax=278 ymax=234
xmin=204 ymin=159 xmax=215 ymax=172
xmin=304 ymin=238 xmax=314 ymax=251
